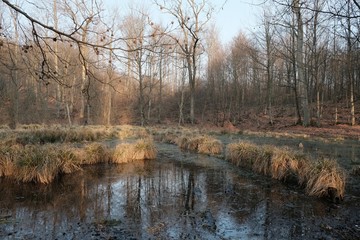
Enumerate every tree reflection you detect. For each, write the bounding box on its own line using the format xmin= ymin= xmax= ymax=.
xmin=184 ymin=171 xmax=195 ymax=212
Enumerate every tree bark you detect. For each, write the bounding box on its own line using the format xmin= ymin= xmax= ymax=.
xmin=294 ymin=0 xmax=310 ymax=126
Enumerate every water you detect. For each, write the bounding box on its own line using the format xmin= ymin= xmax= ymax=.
xmin=0 ymin=143 xmax=359 ymax=239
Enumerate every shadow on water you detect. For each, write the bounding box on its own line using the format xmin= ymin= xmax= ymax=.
xmin=0 ymin=143 xmax=359 ymax=239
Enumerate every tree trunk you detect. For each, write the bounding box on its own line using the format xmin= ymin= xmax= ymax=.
xmin=157 ymin=50 xmax=163 ymax=123
xmin=294 ymin=0 xmax=310 ymax=126
xmin=186 ymin=54 xmax=195 ymax=124
xmin=138 ymin=52 xmax=145 ymax=126
xmin=347 ymin=2 xmax=356 ymax=126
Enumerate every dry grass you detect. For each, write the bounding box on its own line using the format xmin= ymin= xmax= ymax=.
xmin=270 ymin=147 xmax=309 ymax=182
xmin=153 ymin=128 xmax=180 ymax=144
xmin=305 ymin=158 xmax=345 ymax=201
xmin=226 ymin=141 xmax=262 ymax=168
xmin=112 ymin=138 xmax=157 ymax=164
xmin=225 ymin=141 xmax=346 ymax=201
xmin=176 ymin=134 xmax=223 ymax=156
xmin=0 ymin=125 xmax=157 ymax=184
xmin=12 ymin=145 xmax=81 ymax=184
xmin=0 ymin=126 xmax=116 ymax=146
xmin=117 ymin=125 xmax=150 ymax=140
xmin=74 ymin=143 xmax=110 ymax=165
xmin=251 ymin=145 xmax=273 ymax=176
xmin=0 ymin=145 xmax=20 ymax=177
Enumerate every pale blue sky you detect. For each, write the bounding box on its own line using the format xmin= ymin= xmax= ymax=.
xmin=103 ymin=0 xmax=261 ymax=45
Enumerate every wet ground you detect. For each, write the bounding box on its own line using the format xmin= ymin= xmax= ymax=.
xmin=0 ymin=137 xmax=360 ymax=239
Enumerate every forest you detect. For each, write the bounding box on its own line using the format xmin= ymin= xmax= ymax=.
xmin=1 ymin=1 xmax=360 ymax=239
xmin=0 ymin=0 xmax=359 ymax=129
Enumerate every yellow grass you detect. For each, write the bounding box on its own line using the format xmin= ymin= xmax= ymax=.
xmin=225 ymin=141 xmax=346 ymax=201
xmin=0 ymin=144 xmax=81 ymax=184
xmin=74 ymin=143 xmax=110 ymax=165
xmin=176 ymin=134 xmax=223 ymax=155
xmin=305 ymin=158 xmax=345 ymax=201
xmin=13 ymin=145 xmax=62 ymax=184
xmin=226 ymin=141 xmax=261 ymax=168
xmin=0 ymin=125 xmax=158 ymax=184
xmin=270 ymin=147 xmax=309 ymax=181
xmin=251 ymin=145 xmax=273 ymax=176
xmin=153 ymin=128 xmax=180 ymax=144
xmin=112 ymin=138 xmax=157 ymax=164
xmin=118 ymin=125 xmax=149 ymax=140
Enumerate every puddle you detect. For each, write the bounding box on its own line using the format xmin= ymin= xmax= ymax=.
xmin=0 ymin=143 xmax=359 ymax=239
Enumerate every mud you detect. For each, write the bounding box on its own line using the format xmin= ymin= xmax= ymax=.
xmin=0 ymin=141 xmax=359 ymax=239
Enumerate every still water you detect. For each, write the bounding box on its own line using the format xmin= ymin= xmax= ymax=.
xmin=0 ymin=143 xmax=359 ymax=239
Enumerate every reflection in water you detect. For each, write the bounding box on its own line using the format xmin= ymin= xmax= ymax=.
xmin=0 ymin=143 xmax=356 ymax=239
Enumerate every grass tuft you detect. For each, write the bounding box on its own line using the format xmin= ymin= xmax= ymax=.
xmin=74 ymin=143 xmax=110 ymax=165
xmin=112 ymin=138 xmax=157 ymax=164
xmin=305 ymin=158 xmax=345 ymax=202
xmin=176 ymin=135 xmax=223 ymax=156
xmin=225 ymin=141 xmax=346 ymax=201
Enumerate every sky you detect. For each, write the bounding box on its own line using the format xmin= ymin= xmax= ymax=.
xmin=103 ymin=0 xmax=262 ymax=45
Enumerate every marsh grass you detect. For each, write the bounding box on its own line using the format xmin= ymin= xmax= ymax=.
xmin=176 ymin=134 xmax=223 ymax=156
xmin=0 ymin=125 xmax=158 ymax=184
xmin=153 ymin=128 xmax=180 ymax=144
xmin=270 ymin=147 xmax=309 ymax=182
xmin=118 ymin=125 xmax=149 ymax=140
xmin=0 ymin=127 xmax=115 ymax=146
xmin=226 ymin=141 xmax=345 ymax=200
xmin=226 ymin=142 xmax=261 ymax=168
xmin=0 ymin=145 xmax=20 ymax=177
xmin=14 ymin=146 xmax=59 ymax=183
xmin=112 ymin=138 xmax=157 ymax=163
xmin=73 ymin=143 xmax=110 ymax=165
xmin=305 ymin=158 xmax=345 ymax=201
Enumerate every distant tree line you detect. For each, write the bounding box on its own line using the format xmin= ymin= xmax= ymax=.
xmin=0 ymin=0 xmax=359 ymax=128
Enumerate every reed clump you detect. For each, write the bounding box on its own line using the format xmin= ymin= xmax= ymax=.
xmin=112 ymin=138 xmax=157 ymax=164
xmin=176 ymin=134 xmax=223 ymax=156
xmin=6 ymin=144 xmax=81 ymax=184
xmin=0 ymin=127 xmax=114 ymax=146
xmin=305 ymin=158 xmax=345 ymax=201
xmin=153 ymin=128 xmax=181 ymax=144
xmin=73 ymin=143 xmax=111 ymax=165
xmin=118 ymin=125 xmax=149 ymax=140
xmin=226 ymin=141 xmax=263 ymax=168
xmin=225 ymin=141 xmax=345 ymax=201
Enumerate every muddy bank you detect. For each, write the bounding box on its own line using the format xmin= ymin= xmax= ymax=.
xmin=0 ymin=143 xmax=359 ymax=239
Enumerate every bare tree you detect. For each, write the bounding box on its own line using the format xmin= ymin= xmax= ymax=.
xmin=293 ymin=0 xmax=310 ymax=126
xmin=155 ymin=0 xmax=213 ymax=124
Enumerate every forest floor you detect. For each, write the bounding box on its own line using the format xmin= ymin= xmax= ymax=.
xmin=190 ymin=104 xmax=360 ymax=141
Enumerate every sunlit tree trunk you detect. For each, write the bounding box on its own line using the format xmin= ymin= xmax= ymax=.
xmin=293 ymin=0 xmax=310 ymax=126
xmin=346 ymin=1 xmax=356 ymax=126
xmin=157 ymin=49 xmax=163 ymax=123
xmin=264 ymin=18 xmax=274 ymax=125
